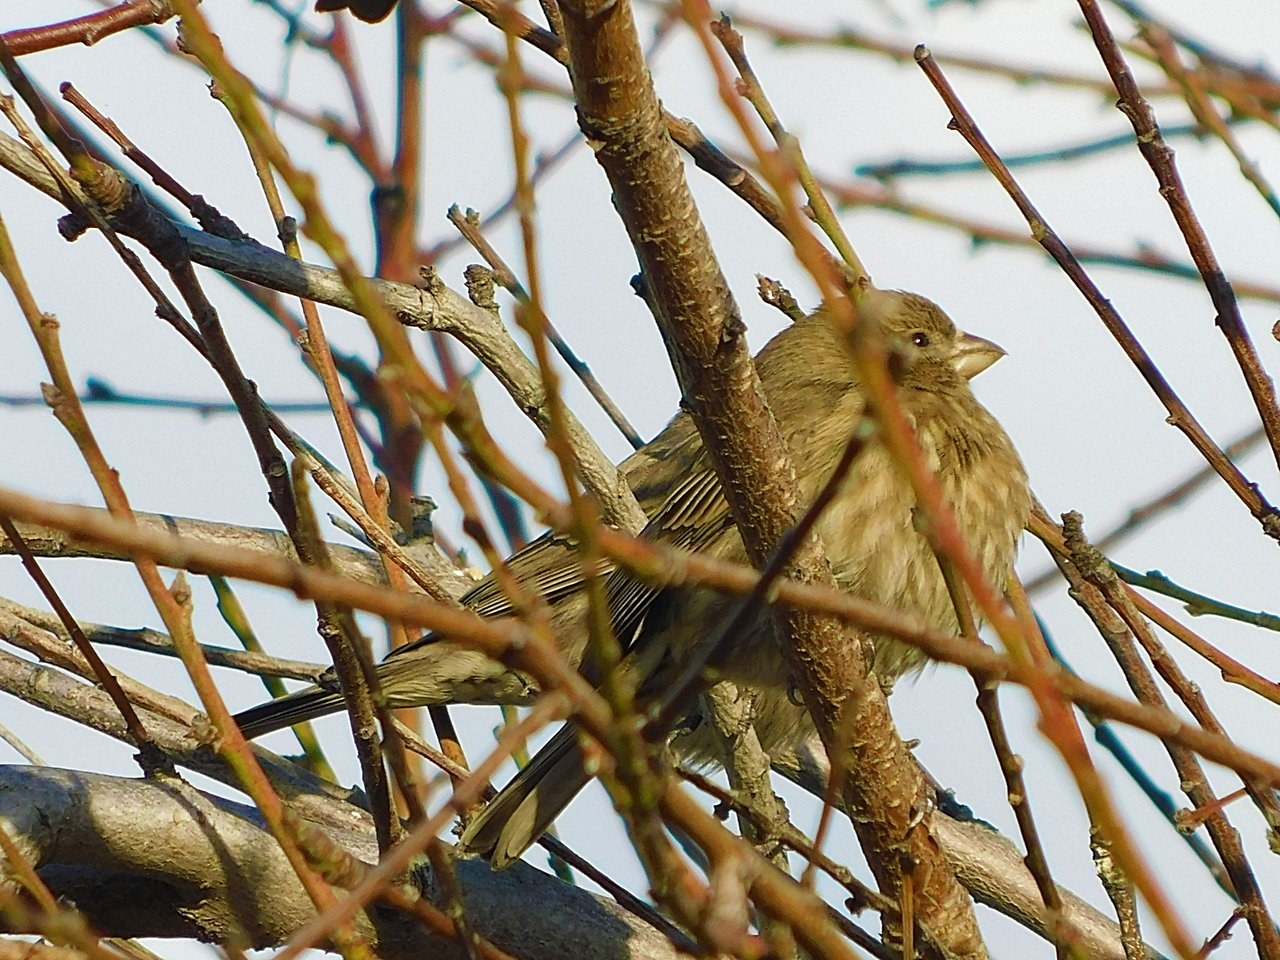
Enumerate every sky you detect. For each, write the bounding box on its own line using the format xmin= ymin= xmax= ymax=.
xmin=2 ymin=1 xmax=1279 ymax=957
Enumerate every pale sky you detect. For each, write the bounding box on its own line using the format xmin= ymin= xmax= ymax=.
xmin=2 ymin=2 xmax=1279 ymax=957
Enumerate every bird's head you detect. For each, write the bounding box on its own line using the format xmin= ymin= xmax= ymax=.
xmin=864 ymin=289 xmax=1007 ymax=389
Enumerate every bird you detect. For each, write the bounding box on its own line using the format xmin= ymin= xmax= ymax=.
xmin=234 ymin=289 xmax=1030 ymax=868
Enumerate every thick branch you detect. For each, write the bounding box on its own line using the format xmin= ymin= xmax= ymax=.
xmin=0 ymin=767 xmax=681 ymax=960
xmin=552 ymin=1 xmax=981 ymax=956
xmin=0 ymin=512 xmax=398 ymax=588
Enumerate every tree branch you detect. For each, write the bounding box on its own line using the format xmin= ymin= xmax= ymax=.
xmin=0 ymin=766 xmax=682 ymax=960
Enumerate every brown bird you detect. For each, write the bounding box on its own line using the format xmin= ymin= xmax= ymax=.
xmin=234 ymin=290 xmax=1030 ymax=867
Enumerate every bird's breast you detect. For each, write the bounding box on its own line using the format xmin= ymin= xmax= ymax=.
xmin=817 ymin=409 xmax=1028 ymax=640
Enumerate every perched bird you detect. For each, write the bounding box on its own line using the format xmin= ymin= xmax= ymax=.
xmin=235 ymin=290 xmax=1030 ymax=867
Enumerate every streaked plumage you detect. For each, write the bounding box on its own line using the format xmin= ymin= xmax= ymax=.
xmin=234 ymin=290 xmax=1030 ymax=869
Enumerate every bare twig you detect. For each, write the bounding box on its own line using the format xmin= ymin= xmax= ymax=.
xmin=1056 ymin=511 xmax=1280 ymax=960
xmin=1077 ymin=0 xmax=1280 ymax=480
xmin=915 ymin=45 xmax=1280 ymax=546
xmin=446 ymin=205 xmax=644 ymax=448
xmin=0 ymin=1 xmax=173 ymax=57
xmin=0 ymin=517 xmax=166 ymax=771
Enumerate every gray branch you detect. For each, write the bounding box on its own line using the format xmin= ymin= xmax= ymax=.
xmin=0 ymin=131 xmax=646 ymax=536
xmin=0 ymin=598 xmax=325 ymax=682
xmin=0 ymin=766 xmax=679 ymax=960
xmin=0 ymin=511 xmax=465 ymax=593
xmin=771 ymin=736 xmax=1166 ymax=960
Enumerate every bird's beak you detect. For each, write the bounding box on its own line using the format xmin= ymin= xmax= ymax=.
xmin=953 ymin=332 xmax=1006 ymax=380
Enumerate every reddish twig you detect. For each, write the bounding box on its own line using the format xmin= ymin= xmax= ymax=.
xmin=0 ymin=1 xmax=172 ymax=57
xmin=915 ymin=45 xmax=1280 ymax=545
xmin=1055 ymin=511 xmax=1280 ymax=960
xmin=0 ymin=516 xmax=166 ymax=772
xmin=1076 ymin=0 xmax=1280 ymax=482
xmin=1198 ymin=910 xmax=1246 ymax=959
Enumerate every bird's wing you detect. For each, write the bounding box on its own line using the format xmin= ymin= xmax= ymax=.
xmin=382 ymin=530 xmax=612 ymax=663
xmin=458 ymin=531 xmax=612 ymax=619
xmin=603 ymin=463 xmax=735 ymax=651
xmin=386 ymin=444 xmax=733 ymax=665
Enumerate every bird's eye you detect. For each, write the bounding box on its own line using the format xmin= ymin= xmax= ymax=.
xmin=911 ymin=331 xmax=930 ymax=347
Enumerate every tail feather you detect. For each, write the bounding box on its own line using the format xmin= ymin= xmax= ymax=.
xmin=233 ymin=686 xmax=347 ymax=738
xmin=459 ymin=725 xmax=591 ymax=868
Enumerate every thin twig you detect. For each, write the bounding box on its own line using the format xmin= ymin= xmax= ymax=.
xmin=1115 ymin=564 xmax=1280 ymax=637
xmin=711 ymin=15 xmax=866 ymax=283
xmin=1197 ymin=909 xmax=1245 ymax=959
xmin=915 ymin=45 xmax=1280 ymax=545
xmin=1057 ymin=511 xmax=1280 ymax=960
xmin=1077 ymin=0 xmax=1280 ymax=479
xmin=446 ymin=205 xmax=644 ymax=448
xmin=0 ymin=516 xmax=167 ymax=772
xmin=935 ymin=552 xmax=1070 ymax=958
xmin=855 ymin=122 xmax=1237 ymax=181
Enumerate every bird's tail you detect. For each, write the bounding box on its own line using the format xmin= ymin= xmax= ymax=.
xmin=458 ymin=724 xmax=591 ymax=869
xmin=233 ymin=686 xmax=347 ymax=739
